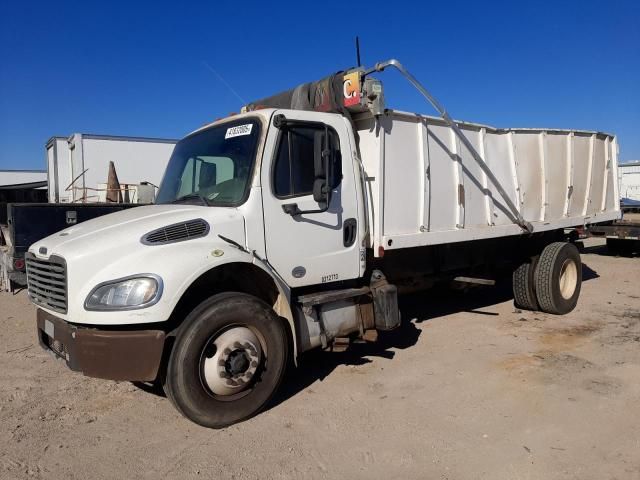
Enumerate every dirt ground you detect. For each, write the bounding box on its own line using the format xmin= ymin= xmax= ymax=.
xmin=1 ymin=238 xmax=638 ymax=480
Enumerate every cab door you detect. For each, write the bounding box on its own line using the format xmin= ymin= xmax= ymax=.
xmin=261 ymin=110 xmax=360 ymax=288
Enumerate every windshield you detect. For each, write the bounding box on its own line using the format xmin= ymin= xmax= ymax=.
xmin=156 ymin=119 xmax=261 ymax=206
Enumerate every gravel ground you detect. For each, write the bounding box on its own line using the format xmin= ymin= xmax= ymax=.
xmin=0 ymin=238 xmax=639 ymax=480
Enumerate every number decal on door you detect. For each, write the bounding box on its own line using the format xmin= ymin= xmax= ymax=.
xmin=321 ymin=273 xmax=339 ymax=283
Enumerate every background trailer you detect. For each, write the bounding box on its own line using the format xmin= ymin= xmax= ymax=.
xmin=46 ymin=134 xmax=178 ymax=203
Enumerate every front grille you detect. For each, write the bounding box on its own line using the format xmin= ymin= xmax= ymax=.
xmin=26 ymin=254 xmax=68 ymax=313
xmin=141 ymin=218 xmax=210 ymax=245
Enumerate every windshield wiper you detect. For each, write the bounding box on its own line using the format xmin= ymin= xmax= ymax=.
xmin=171 ymin=193 xmax=212 ymax=206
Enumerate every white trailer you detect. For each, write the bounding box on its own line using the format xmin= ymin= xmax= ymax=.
xmin=27 ymin=59 xmax=620 ymax=428
xmin=46 ymin=134 xmax=178 ymax=203
xmin=619 ymin=161 xmax=640 ymax=205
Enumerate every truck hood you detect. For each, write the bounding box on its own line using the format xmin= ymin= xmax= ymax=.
xmin=29 ymin=204 xmax=246 ymax=261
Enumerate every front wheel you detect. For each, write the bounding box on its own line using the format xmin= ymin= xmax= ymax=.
xmin=164 ymin=292 xmax=288 ymax=428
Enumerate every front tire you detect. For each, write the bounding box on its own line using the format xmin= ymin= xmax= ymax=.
xmin=534 ymin=242 xmax=582 ymax=315
xmin=164 ymin=292 xmax=288 ymax=428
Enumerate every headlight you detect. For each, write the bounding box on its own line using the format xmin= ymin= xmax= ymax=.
xmin=85 ymin=275 xmax=162 ymax=311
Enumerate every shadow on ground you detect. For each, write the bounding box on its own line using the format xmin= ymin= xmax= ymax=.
xmin=270 ymin=279 xmax=516 ymax=410
xmin=581 ymin=241 xmax=639 ymax=258
xmin=582 ymin=263 xmax=600 ymax=281
xmin=134 ymin=267 xmax=602 ymax=411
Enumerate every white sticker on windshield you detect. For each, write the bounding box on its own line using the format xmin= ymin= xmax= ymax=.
xmin=225 ymin=124 xmax=253 ymax=139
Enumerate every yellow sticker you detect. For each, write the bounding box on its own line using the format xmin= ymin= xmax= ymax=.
xmin=343 ymin=71 xmax=361 ymax=107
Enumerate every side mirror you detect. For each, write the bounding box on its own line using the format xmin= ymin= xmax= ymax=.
xmin=313 ymin=130 xmax=326 ymax=179
xmin=312 ymin=129 xmax=332 ymax=206
xmin=282 ymin=124 xmax=336 ymax=217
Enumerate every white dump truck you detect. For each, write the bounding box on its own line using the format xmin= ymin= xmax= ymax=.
xmin=27 ymin=60 xmax=620 ymax=428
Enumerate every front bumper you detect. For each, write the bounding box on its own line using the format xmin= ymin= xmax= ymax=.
xmin=36 ymin=309 xmax=166 ymax=381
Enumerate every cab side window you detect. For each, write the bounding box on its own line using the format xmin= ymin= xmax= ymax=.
xmin=273 ymin=125 xmax=341 ymax=198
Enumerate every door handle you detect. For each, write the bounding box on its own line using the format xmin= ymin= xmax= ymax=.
xmin=343 ymin=218 xmax=357 ymax=247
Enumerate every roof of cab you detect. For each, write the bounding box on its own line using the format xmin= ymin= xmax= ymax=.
xmin=187 ymin=109 xmax=277 ymax=138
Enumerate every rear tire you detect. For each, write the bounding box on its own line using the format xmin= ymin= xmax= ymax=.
xmin=534 ymin=242 xmax=582 ymax=315
xmin=164 ymin=292 xmax=288 ymax=428
xmin=513 ymin=256 xmax=539 ymax=311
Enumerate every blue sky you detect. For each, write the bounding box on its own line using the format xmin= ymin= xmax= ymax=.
xmin=1 ymin=0 xmax=639 ymax=170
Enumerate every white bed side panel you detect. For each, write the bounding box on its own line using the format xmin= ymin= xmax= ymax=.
xmin=544 ymin=133 xmax=570 ymax=221
xmin=426 ymin=124 xmax=458 ymax=232
xmin=356 ymin=116 xmax=384 ymax=246
xmin=568 ymin=133 xmax=592 ymax=217
xmin=457 ymin=129 xmax=491 ymax=228
xmin=588 ymin=137 xmax=606 ymax=215
xmin=354 ymin=111 xmax=619 ymax=252
xmin=512 ymin=133 xmax=544 ymax=222
xmin=381 ymin=115 xmax=423 ymax=236
xmin=482 ymin=132 xmax=519 ymax=227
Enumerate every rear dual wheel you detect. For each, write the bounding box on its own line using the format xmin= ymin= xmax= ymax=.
xmin=512 ymin=242 xmax=582 ymax=315
xmin=164 ymin=292 xmax=288 ymax=428
xmin=512 ymin=256 xmax=539 ymax=311
xmin=534 ymin=242 xmax=582 ymax=315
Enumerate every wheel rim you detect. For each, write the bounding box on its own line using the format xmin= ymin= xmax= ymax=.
xmin=201 ymin=326 xmax=264 ymax=396
xmin=559 ymin=258 xmax=578 ymax=300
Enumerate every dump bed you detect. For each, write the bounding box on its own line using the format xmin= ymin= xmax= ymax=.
xmin=356 ymin=111 xmax=620 ymax=253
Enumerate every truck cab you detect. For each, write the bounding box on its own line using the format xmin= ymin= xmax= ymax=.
xmin=29 ymin=108 xmax=377 ymax=428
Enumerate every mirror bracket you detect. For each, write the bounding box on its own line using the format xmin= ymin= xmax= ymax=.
xmin=282 ymin=203 xmax=301 ymax=216
xmin=282 ymin=202 xmax=329 ymax=217
xmin=273 ymin=114 xmax=288 ymax=129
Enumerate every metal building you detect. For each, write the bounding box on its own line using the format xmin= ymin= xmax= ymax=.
xmin=0 ymin=170 xmax=48 ymax=204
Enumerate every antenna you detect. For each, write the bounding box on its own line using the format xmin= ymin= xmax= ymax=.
xmin=201 ymin=61 xmax=247 ymax=104
xmin=355 ymin=36 xmax=362 ymax=67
